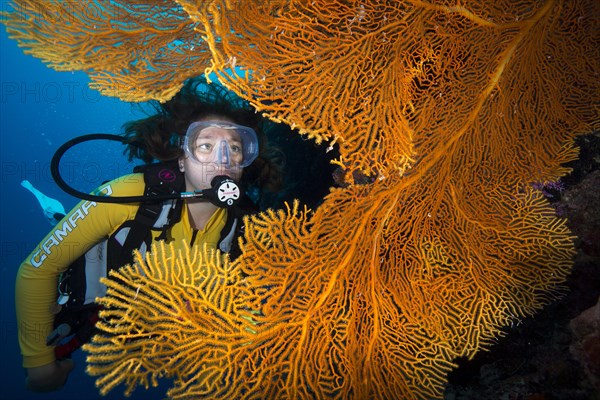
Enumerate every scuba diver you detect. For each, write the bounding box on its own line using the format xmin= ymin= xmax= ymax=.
xmin=16 ymin=78 xmax=282 ymax=393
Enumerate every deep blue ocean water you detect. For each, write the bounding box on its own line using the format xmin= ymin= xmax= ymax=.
xmin=1 ymin=27 xmax=173 ymax=399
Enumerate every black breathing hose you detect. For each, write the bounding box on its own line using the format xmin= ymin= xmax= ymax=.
xmin=50 ymin=133 xmax=241 ymax=207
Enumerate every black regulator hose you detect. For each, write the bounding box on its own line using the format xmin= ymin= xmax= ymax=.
xmin=50 ymin=133 xmax=241 ymax=208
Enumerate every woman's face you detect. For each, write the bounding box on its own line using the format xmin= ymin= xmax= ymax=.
xmin=180 ymin=119 xmax=245 ymax=191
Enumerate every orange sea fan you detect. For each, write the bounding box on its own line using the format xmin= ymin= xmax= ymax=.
xmin=198 ymin=0 xmax=599 ymax=181
xmin=87 ymin=185 xmax=576 ymax=399
xmin=3 ymin=0 xmax=600 ymax=399
xmin=84 ymin=241 xmax=260 ymax=397
xmin=1 ymin=0 xmax=212 ymax=101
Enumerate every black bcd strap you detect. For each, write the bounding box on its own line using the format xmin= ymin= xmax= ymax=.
xmin=53 ymin=161 xmax=185 ymax=358
xmin=114 ymin=161 xmax=185 ymax=266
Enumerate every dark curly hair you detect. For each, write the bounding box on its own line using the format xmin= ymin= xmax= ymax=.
xmin=122 ymin=77 xmax=283 ymax=194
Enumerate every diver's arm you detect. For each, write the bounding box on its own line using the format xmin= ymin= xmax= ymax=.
xmin=15 ymin=174 xmax=145 ymax=384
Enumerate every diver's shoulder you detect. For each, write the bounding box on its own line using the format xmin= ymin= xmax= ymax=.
xmin=96 ymin=173 xmax=146 ymax=196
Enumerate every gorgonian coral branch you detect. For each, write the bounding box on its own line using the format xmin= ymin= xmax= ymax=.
xmin=84 ymin=242 xmax=258 ymax=397
xmin=1 ymin=0 xmax=211 ymax=101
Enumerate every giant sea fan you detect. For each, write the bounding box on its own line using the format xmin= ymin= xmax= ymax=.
xmin=2 ymin=0 xmax=599 ymax=399
xmin=1 ymin=0 xmax=211 ymax=100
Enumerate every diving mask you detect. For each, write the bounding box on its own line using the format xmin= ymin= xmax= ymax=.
xmin=183 ymin=120 xmax=259 ymax=168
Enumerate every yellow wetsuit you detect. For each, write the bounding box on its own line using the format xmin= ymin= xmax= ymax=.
xmin=16 ymin=173 xmax=227 ymax=368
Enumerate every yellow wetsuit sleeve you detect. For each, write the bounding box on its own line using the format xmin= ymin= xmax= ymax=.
xmin=15 ymin=173 xmax=145 ymax=368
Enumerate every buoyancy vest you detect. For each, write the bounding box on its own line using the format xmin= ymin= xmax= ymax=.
xmin=49 ymin=161 xmax=251 ymax=358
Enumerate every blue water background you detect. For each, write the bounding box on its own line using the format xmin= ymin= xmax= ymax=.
xmin=1 ymin=27 xmax=172 ymax=399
